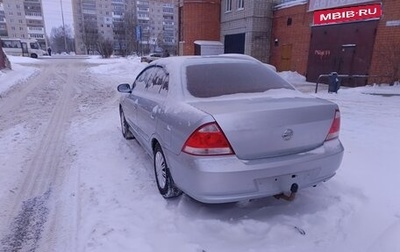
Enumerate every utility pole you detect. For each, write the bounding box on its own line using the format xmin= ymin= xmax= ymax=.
xmin=60 ymin=0 xmax=67 ymax=52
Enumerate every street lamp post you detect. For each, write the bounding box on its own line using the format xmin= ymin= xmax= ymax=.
xmin=60 ymin=0 xmax=67 ymax=52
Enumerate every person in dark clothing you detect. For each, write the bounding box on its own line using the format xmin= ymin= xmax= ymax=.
xmin=47 ymin=47 xmax=52 ymax=56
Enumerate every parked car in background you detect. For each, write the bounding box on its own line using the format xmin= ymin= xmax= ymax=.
xmin=140 ymin=53 xmax=162 ymax=63
xmin=117 ymin=55 xmax=344 ymax=204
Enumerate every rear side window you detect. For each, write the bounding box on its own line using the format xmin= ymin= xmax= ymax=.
xmin=186 ymin=62 xmax=293 ymax=98
xmin=133 ymin=66 xmax=169 ymax=96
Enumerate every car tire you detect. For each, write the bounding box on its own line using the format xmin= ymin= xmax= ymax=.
xmin=154 ymin=144 xmax=182 ymax=199
xmin=120 ymin=109 xmax=134 ymax=139
xmin=31 ymin=53 xmax=38 ymax=58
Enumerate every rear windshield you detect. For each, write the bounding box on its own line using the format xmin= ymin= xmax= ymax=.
xmin=186 ymin=62 xmax=294 ymax=98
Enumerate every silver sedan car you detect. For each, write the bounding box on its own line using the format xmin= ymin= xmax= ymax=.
xmin=117 ymin=55 xmax=344 ymax=204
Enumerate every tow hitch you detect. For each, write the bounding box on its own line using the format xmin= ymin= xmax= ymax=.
xmin=274 ymin=183 xmax=299 ymax=201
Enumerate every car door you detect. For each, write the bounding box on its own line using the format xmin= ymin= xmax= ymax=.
xmin=123 ymin=66 xmax=154 ymax=143
xmin=136 ymin=66 xmax=169 ymax=150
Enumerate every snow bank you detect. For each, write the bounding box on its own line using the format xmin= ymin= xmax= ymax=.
xmin=274 ymin=0 xmax=307 ymax=10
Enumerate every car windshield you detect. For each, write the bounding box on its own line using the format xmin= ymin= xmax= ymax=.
xmin=186 ymin=61 xmax=294 ymax=98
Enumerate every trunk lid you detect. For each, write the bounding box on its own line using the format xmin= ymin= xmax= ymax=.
xmin=189 ymin=96 xmax=338 ymax=160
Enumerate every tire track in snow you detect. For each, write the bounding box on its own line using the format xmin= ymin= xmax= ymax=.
xmin=0 ymin=63 xmax=54 ymax=132
xmin=0 ymin=60 xmax=81 ymax=252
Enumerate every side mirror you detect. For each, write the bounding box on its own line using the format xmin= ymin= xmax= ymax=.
xmin=117 ymin=83 xmax=131 ymax=93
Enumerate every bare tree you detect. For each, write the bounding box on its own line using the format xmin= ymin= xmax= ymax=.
xmin=49 ymin=25 xmax=74 ymax=53
xmin=82 ymin=19 xmax=100 ymax=55
xmin=97 ymin=37 xmax=114 ymax=58
xmin=116 ymin=9 xmax=137 ymax=56
xmin=156 ymin=31 xmax=165 ymax=51
xmin=109 ymin=8 xmax=138 ymax=57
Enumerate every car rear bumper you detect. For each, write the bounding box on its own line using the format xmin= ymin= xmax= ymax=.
xmin=166 ymin=139 xmax=344 ymax=203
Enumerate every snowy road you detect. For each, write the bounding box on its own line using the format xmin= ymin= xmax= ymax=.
xmin=0 ymin=57 xmax=399 ymax=252
xmin=0 ymin=59 xmax=80 ymax=251
xmin=0 ymin=58 xmax=131 ymax=251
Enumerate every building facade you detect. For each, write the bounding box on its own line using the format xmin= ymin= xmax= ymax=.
xmin=0 ymin=1 xmax=7 ymax=37
xmin=72 ymin=0 xmax=178 ymax=55
xmin=220 ymin=0 xmax=274 ymax=63
xmin=269 ymin=1 xmax=311 ymax=76
xmin=0 ymin=0 xmax=47 ymax=48
xmin=179 ymin=0 xmax=398 ymax=86
xmin=178 ymin=0 xmax=221 ymax=56
xmin=270 ymin=0 xmax=400 ymax=86
xmin=368 ymin=0 xmax=400 ymax=85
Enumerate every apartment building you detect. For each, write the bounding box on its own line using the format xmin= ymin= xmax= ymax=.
xmin=72 ymin=0 xmax=178 ymax=55
xmin=147 ymin=0 xmax=177 ymax=53
xmin=0 ymin=1 xmax=7 ymax=36
xmin=72 ymin=0 xmax=121 ymax=54
xmin=136 ymin=0 xmax=177 ymax=55
xmin=0 ymin=0 xmax=47 ymax=48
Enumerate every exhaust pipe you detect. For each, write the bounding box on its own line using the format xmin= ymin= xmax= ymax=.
xmin=274 ymin=183 xmax=299 ymax=201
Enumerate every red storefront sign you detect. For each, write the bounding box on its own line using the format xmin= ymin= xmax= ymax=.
xmin=314 ymin=4 xmax=382 ymax=26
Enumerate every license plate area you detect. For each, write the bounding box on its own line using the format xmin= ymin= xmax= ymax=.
xmin=256 ymin=167 xmax=321 ymax=192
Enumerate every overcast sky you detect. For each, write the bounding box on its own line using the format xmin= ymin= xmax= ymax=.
xmin=42 ymin=0 xmax=74 ymax=35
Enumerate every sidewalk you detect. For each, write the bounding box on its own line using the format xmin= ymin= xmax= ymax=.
xmin=280 ymin=71 xmax=400 ymax=96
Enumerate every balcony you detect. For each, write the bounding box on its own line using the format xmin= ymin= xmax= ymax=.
xmin=28 ymin=26 xmax=44 ymax=34
xmin=25 ymin=15 xmax=43 ymax=20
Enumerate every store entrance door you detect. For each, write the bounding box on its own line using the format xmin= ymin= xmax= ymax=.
xmin=336 ymin=44 xmax=358 ymax=86
xmin=307 ymin=21 xmax=378 ymax=86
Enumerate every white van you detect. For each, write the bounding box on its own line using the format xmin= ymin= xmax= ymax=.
xmin=1 ymin=38 xmax=23 ymax=56
xmin=21 ymin=39 xmax=43 ymax=58
xmin=1 ymin=38 xmax=43 ymax=58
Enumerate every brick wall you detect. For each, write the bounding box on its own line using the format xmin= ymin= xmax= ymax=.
xmin=270 ymin=4 xmax=313 ymax=75
xmin=369 ymin=0 xmax=400 ymax=84
xmin=0 ymin=44 xmax=6 ymax=69
xmin=179 ymin=0 xmax=221 ymax=55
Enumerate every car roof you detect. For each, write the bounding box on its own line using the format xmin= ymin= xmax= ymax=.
xmin=147 ymin=54 xmax=276 ymax=99
xmin=151 ymin=54 xmax=261 ymax=68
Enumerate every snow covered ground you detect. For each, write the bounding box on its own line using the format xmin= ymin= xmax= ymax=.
xmin=0 ymin=55 xmax=399 ymax=252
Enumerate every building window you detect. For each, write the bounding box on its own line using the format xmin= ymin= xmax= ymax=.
xmin=287 ymin=17 xmax=292 ymax=26
xmin=237 ymin=0 xmax=244 ymax=9
xmin=226 ymin=0 xmax=232 ymax=12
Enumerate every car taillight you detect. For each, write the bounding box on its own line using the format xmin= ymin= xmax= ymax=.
xmin=182 ymin=122 xmax=234 ymax=156
xmin=325 ymin=109 xmax=341 ymax=141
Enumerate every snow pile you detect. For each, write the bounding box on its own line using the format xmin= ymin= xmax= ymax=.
xmin=278 ymin=71 xmax=307 ymax=83
xmin=274 ymin=0 xmax=307 ymax=10
xmin=86 ymin=56 xmax=145 ymax=78
xmin=0 ymin=56 xmax=39 ymax=94
xmin=359 ymin=83 xmax=400 ymax=95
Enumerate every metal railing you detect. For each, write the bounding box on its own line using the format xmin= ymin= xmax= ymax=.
xmin=315 ymin=74 xmax=369 ymax=93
